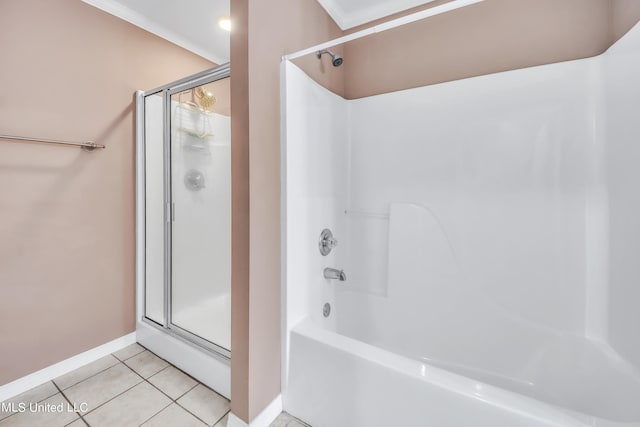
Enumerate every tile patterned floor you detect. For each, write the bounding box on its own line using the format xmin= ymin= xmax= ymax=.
xmin=0 ymin=343 xmax=308 ymax=427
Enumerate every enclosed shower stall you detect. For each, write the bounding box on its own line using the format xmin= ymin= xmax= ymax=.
xmin=281 ymin=12 xmax=640 ymax=427
xmin=136 ymin=64 xmax=231 ymax=397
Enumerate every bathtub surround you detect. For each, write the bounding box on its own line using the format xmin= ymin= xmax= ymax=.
xmin=282 ymin=19 xmax=640 ymax=427
xmin=0 ymin=0 xmax=213 ymax=386
xmin=230 ymin=0 xmax=640 ymax=424
xmin=603 ymin=22 xmax=640 ymax=372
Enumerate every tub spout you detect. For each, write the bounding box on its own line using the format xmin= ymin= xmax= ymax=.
xmin=324 ymin=267 xmax=347 ymax=281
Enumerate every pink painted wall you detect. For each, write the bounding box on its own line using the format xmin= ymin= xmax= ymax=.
xmin=342 ymin=0 xmax=640 ymax=98
xmin=230 ymin=0 xmax=344 ymax=422
xmin=0 ymin=0 xmax=213 ymax=385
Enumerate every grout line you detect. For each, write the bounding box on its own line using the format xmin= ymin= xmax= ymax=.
xmin=142 ymin=375 xmax=209 ymax=426
xmin=0 ymin=414 xmax=15 ymax=423
xmin=136 ymin=347 xmax=211 ymax=393
xmin=129 ymin=363 xmax=209 ymax=426
xmin=150 ymin=381 xmax=208 ymax=425
xmin=139 ymin=376 xmax=174 ymax=402
xmin=136 ymin=401 xmax=173 ymax=426
xmin=0 ymin=381 xmax=59 ymax=423
xmin=53 ymin=381 xmax=89 ymax=426
xmin=210 ymin=409 xmax=231 ymax=427
xmin=174 ymin=383 xmax=199 ymax=401
xmin=64 ymin=415 xmax=89 ymax=427
xmin=27 ymin=346 xmax=229 ymax=427
xmin=136 ymin=348 xmax=230 ymax=426
xmin=76 ymin=359 xmax=172 ymax=424
xmin=77 ymin=379 xmax=143 ymax=420
xmin=112 ymin=345 xmax=146 ymax=362
xmin=72 ymin=361 xmax=144 ymax=419
xmin=292 ymin=416 xmax=312 ymax=427
xmin=166 ymin=363 xmax=210 ymax=389
xmin=118 ymin=357 xmax=209 ymax=425
xmin=54 ymin=355 xmax=121 ymax=391
xmin=146 ymin=364 xmax=171 ymax=381
xmin=173 ymin=400 xmax=211 ymax=426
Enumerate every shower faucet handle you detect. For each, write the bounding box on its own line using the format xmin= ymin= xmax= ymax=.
xmin=319 ymin=228 xmax=338 ymax=256
xmin=324 ymin=267 xmax=347 ymax=281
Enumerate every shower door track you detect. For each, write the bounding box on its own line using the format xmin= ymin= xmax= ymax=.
xmin=139 ymin=316 xmax=230 ymax=360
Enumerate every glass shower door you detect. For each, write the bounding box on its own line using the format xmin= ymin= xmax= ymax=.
xmin=168 ymin=78 xmax=231 ymax=354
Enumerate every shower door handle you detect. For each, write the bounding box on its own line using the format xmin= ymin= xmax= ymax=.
xmin=166 ymin=202 xmax=175 ymax=222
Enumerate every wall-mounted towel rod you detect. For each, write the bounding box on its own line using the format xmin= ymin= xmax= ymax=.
xmin=0 ymin=134 xmax=105 ymax=152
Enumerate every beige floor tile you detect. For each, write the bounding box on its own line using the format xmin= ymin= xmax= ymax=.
xmin=214 ymin=413 xmax=229 ymax=426
xmin=270 ymin=413 xmax=293 ymax=427
xmin=53 ymin=355 xmax=120 ymax=390
xmin=124 ymin=350 xmax=169 ymax=379
xmin=141 ymin=403 xmax=206 ymax=427
xmin=62 ymin=363 xmax=142 ymax=413
xmin=0 ymin=381 xmax=58 ymax=421
xmin=269 ymin=413 xmax=308 ymax=427
xmin=83 ymin=382 xmax=170 ymax=427
xmin=0 ymin=393 xmax=79 ymax=427
xmin=287 ymin=420 xmax=308 ymax=427
xmin=148 ymin=366 xmax=197 ymax=400
xmin=112 ymin=343 xmax=146 ymax=361
xmin=65 ymin=419 xmax=86 ymax=426
xmin=177 ymin=384 xmax=229 ymax=425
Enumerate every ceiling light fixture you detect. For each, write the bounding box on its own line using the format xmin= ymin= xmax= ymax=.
xmin=218 ymin=17 xmax=231 ymax=32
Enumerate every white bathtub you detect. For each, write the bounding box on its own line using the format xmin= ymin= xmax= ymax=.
xmin=283 ymin=204 xmax=640 ymax=426
xmin=285 ymin=319 xmax=640 ymax=427
xmin=281 ymin=21 xmax=640 ymax=427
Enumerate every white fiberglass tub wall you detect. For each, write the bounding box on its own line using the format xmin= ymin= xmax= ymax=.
xmin=282 ymin=23 xmax=640 ymax=427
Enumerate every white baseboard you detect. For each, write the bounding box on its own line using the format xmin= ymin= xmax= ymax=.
xmin=228 ymin=395 xmax=283 ymax=427
xmin=0 ymin=332 xmax=136 ymax=402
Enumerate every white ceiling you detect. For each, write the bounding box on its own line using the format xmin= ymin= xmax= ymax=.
xmin=317 ymin=0 xmax=436 ymax=29
xmin=81 ymin=0 xmax=436 ymax=62
xmin=81 ymin=0 xmax=230 ymax=64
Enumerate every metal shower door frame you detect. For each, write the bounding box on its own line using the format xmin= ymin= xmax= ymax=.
xmin=136 ymin=62 xmax=231 ymax=361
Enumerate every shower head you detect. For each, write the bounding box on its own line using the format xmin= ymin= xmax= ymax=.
xmin=316 ymin=49 xmax=343 ymax=67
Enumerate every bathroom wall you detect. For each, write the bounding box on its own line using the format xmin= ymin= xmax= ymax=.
xmin=612 ymin=0 xmax=640 ymax=40
xmin=602 ymin=24 xmax=640 ymax=368
xmin=230 ymin=0 xmax=344 ymax=422
xmin=342 ymin=0 xmax=640 ymax=98
xmin=0 ymin=0 xmax=213 ymax=385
